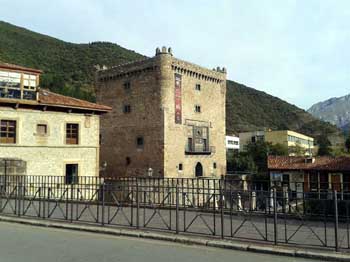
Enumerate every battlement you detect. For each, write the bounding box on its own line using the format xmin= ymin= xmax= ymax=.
xmin=97 ymin=46 xmax=227 ymax=84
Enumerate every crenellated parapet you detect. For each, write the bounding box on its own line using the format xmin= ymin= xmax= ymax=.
xmin=96 ymin=46 xmax=227 ymax=84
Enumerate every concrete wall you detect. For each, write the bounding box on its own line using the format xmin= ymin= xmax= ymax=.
xmin=0 ymin=106 xmax=100 ymax=178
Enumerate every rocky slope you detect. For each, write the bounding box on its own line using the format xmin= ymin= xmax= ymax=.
xmin=308 ymin=94 xmax=350 ymax=133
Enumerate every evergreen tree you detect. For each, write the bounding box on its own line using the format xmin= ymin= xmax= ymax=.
xmin=317 ymin=134 xmax=332 ymax=156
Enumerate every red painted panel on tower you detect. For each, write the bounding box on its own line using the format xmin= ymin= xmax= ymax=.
xmin=175 ymin=74 xmax=182 ymax=124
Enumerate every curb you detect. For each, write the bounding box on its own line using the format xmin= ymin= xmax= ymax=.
xmin=0 ymin=215 xmax=348 ymax=261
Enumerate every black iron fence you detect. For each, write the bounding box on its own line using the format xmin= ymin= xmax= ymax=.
xmin=0 ymin=175 xmax=349 ymax=252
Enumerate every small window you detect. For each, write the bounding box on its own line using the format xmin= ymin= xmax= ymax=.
xmin=65 ymin=164 xmax=78 ymax=184
xmin=187 ymin=137 xmax=193 ymax=151
xmin=178 ymin=163 xmax=183 ymax=171
xmin=66 ymin=123 xmax=79 ymax=145
xmin=213 ymin=162 xmax=217 ymax=169
xmin=136 ymin=136 xmax=144 ymax=148
xmin=195 ymin=105 xmax=201 ymax=113
xmin=123 ymin=104 xmax=131 ymax=113
xmin=36 ymin=124 xmax=47 ymax=136
xmin=126 ymin=157 xmax=131 ymax=166
xmin=203 ymin=138 xmax=208 ymax=151
xmin=123 ymin=81 xmax=131 ymax=90
xmin=0 ymin=120 xmax=16 ymax=144
xmin=195 ymin=84 xmax=201 ymax=91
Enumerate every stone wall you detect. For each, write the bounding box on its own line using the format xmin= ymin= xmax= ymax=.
xmin=96 ymin=57 xmax=164 ymax=177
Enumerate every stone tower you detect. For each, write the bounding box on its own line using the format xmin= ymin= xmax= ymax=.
xmin=95 ymin=47 xmax=227 ymax=178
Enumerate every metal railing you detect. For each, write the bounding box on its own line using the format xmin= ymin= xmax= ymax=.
xmin=0 ymin=175 xmax=349 ymax=252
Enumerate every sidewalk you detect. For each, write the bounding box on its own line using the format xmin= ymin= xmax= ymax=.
xmin=0 ymin=215 xmax=349 ymax=261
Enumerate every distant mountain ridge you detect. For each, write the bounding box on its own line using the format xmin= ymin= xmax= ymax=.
xmin=0 ymin=20 xmax=344 ymax=145
xmin=308 ymin=94 xmax=350 ymax=133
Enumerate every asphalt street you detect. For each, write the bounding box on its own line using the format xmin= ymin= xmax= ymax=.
xmin=0 ymin=221 xmax=322 ymax=262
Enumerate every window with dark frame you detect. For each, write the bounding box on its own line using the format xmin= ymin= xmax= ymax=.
xmin=195 ymin=105 xmax=201 ymax=113
xmin=36 ymin=124 xmax=47 ymax=136
xmin=123 ymin=81 xmax=131 ymax=90
xmin=123 ymin=104 xmax=131 ymax=113
xmin=136 ymin=136 xmax=144 ymax=148
xmin=66 ymin=123 xmax=79 ymax=145
xmin=203 ymin=138 xmax=208 ymax=151
xmin=186 ymin=126 xmax=209 ymax=154
xmin=187 ymin=137 xmax=193 ymax=151
xmin=0 ymin=120 xmax=16 ymax=144
xmin=65 ymin=164 xmax=78 ymax=184
xmin=195 ymin=84 xmax=201 ymax=91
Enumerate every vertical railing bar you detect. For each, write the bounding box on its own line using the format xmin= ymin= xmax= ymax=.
xmin=334 ymin=190 xmax=339 ymax=252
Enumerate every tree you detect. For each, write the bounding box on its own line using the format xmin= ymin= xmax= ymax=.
xmin=345 ymin=135 xmax=350 ymax=153
xmin=244 ymin=141 xmax=288 ymax=173
xmin=317 ymin=134 xmax=332 ymax=156
xmin=227 ymin=152 xmax=257 ymax=173
xmin=270 ymin=143 xmax=289 ymax=156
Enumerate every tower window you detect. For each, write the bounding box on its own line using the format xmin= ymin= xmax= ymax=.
xmin=123 ymin=104 xmax=131 ymax=113
xmin=178 ymin=163 xmax=183 ymax=171
xmin=195 ymin=105 xmax=201 ymax=113
xmin=195 ymin=84 xmax=201 ymax=91
xmin=123 ymin=81 xmax=131 ymax=90
xmin=213 ymin=162 xmax=217 ymax=169
xmin=136 ymin=136 xmax=144 ymax=148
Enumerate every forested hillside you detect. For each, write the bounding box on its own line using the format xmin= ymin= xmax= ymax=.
xmin=0 ymin=21 xmax=343 ymax=144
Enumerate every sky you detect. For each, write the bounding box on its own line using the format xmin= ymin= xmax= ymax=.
xmin=1 ymin=0 xmax=349 ymax=109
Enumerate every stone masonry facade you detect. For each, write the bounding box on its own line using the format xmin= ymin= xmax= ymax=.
xmin=96 ymin=47 xmax=227 ymax=178
xmin=0 ymin=107 xmax=101 ymax=177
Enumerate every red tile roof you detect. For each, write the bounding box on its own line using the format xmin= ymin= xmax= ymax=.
xmin=268 ymin=156 xmax=350 ymax=172
xmin=0 ymin=89 xmax=111 ymax=112
xmin=0 ymin=62 xmax=42 ymax=74
xmin=38 ymin=89 xmax=111 ymax=112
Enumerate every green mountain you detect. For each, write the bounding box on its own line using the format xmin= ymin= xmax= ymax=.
xmin=0 ymin=21 xmax=144 ymax=101
xmin=0 ymin=21 xmax=343 ymax=145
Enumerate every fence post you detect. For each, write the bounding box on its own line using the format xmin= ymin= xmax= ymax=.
xmin=334 ymin=190 xmax=339 ymax=252
xmin=17 ymin=176 xmax=21 ymax=217
xmin=176 ymin=183 xmax=179 ymax=234
xmin=70 ymin=185 xmax=73 ymax=223
xmin=220 ymin=177 xmax=224 ymax=239
xmin=101 ymin=182 xmax=105 ymax=226
xmin=136 ymin=178 xmax=139 ymax=229
xmin=273 ymin=188 xmax=278 ymax=245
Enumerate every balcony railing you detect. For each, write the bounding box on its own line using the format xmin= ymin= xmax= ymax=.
xmin=185 ymin=144 xmax=212 ymax=155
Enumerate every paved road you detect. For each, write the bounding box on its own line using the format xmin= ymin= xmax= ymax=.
xmin=2 ymin=198 xmax=349 ymax=250
xmin=0 ymin=222 xmax=320 ymax=262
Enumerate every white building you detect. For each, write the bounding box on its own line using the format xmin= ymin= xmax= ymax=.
xmin=0 ymin=62 xmax=111 ymax=181
xmin=225 ymin=135 xmax=239 ymax=151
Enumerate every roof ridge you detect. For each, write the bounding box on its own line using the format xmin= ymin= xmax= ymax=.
xmin=39 ymin=89 xmax=111 ymax=111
